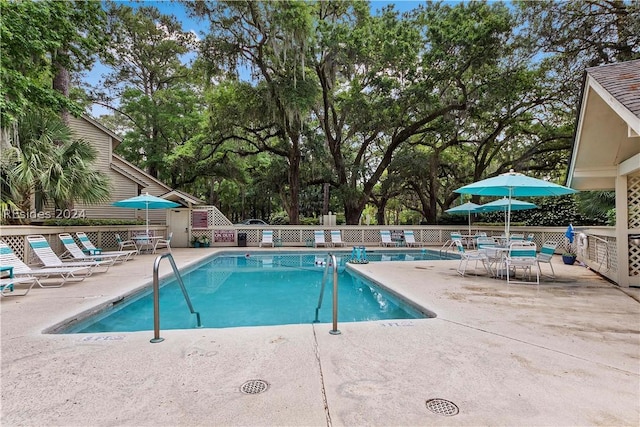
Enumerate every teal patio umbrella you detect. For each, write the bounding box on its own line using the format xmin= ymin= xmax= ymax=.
xmin=445 ymin=201 xmax=481 ymax=235
xmin=112 ymin=193 xmax=180 ymax=235
xmin=477 ymin=198 xmax=537 ymax=236
xmin=455 ymin=170 xmax=578 ymax=236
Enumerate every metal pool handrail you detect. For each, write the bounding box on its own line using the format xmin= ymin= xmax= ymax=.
xmin=151 ymin=253 xmax=202 ymax=343
xmin=313 ymin=253 xmax=341 ymax=335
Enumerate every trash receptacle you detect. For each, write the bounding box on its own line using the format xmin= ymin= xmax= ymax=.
xmin=238 ymin=232 xmax=247 ymax=247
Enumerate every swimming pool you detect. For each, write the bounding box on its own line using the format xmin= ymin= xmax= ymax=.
xmin=63 ymin=250 xmax=449 ymax=333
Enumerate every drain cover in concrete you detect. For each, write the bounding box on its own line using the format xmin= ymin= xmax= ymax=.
xmin=240 ymin=379 xmax=269 ymax=394
xmin=425 ymin=398 xmax=459 ymax=416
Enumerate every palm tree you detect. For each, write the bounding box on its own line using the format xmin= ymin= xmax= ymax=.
xmin=1 ymin=111 xmax=111 ymax=222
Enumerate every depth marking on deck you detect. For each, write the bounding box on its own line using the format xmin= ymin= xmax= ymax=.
xmin=80 ymin=335 xmax=126 ymax=341
xmin=379 ymin=321 xmax=415 ymax=327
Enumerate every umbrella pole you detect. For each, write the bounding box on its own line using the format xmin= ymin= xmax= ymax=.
xmin=468 ymin=212 xmax=472 ymax=236
xmin=146 ymin=203 xmax=149 ymax=235
xmin=506 ymin=190 xmax=512 ymax=238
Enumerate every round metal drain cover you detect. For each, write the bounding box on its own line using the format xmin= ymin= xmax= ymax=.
xmin=425 ymin=398 xmax=459 ymax=416
xmin=240 ymin=379 xmax=269 ymax=394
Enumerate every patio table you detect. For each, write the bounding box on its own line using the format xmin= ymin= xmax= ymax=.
xmin=481 ymin=247 xmax=510 ymax=278
xmin=133 ymin=235 xmax=162 ymax=253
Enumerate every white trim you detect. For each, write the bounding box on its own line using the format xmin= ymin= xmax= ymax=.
xmin=588 ymin=76 xmax=640 ymax=135
xmin=619 ymin=153 xmax=640 ymax=176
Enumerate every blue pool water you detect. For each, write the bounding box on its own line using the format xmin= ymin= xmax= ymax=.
xmin=65 ymin=250 xmax=449 ymax=333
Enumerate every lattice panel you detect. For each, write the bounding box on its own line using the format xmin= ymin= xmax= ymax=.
xmin=363 ymin=229 xmax=382 ymax=244
xmin=629 ymin=241 xmax=640 ymax=276
xmin=1 ymin=236 xmax=25 ymax=260
xmin=628 ymin=174 xmax=640 ymax=229
xmin=420 ymin=229 xmax=441 ymax=244
xmin=279 ymin=229 xmax=302 ymax=244
xmin=342 ymin=229 xmax=363 ymax=244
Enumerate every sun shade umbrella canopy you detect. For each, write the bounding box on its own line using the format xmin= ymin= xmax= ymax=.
xmin=455 ymin=170 xmax=578 ymax=236
xmin=477 ymin=198 xmax=537 ymax=237
xmin=112 ymin=193 xmax=180 ymax=234
xmin=445 ymin=202 xmax=481 ymax=236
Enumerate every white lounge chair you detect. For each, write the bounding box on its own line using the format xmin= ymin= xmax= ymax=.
xmin=330 ymin=230 xmax=345 ymax=247
xmin=1 ymin=276 xmax=38 ymax=297
xmin=259 ymin=230 xmax=274 ymax=247
xmin=403 ymin=230 xmax=423 ymax=247
xmin=380 ymin=230 xmax=396 ymax=247
xmin=0 ymin=240 xmax=91 ymax=287
xmin=314 ymin=230 xmax=329 ymax=247
xmin=27 ymin=235 xmax=111 ymax=273
xmin=59 ymin=234 xmax=124 ymax=264
xmin=76 ymin=232 xmax=137 ymax=260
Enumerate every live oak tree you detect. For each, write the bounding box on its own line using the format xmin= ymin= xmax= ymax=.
xmin=0 ymin=0 xmax=106 ymax=125
xmin=187 ymin=0 xmax=317 ymax=224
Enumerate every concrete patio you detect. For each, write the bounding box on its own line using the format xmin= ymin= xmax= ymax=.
xmin=1 ymin=248 xmax=638 ymax=426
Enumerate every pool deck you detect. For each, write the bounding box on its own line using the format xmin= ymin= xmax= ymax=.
xmin=1 ymin=247 xmax=639 ymax=426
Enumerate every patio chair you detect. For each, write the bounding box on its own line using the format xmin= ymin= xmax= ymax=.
xmin=380 ymin=230 xmax=396 ymax=247
xmin=526 ymin=233 xmax=535 ymax=242
xmin=27 ymin=235 xmax=111 ymax=273
xmin=403 ymin=230 xmax=423 ymax=247
xmin=314 ymin=230 xmax=329 ymax=248
xmin=330 ymin=230 xmax=345 ymax=247
xmin=154 ymin=232 xmax=173 ymax=253
xmin=59 ymin=234 xmax=124 ymax=265
xmin=509 ymin=233 xmax=525 ymax=243
xmin=259 ymin=230 xmax=274 ymax=247
xmin=1 ymin=275 xmax=38 ymax=297
xmin=505 ymin=241 xmax=539 ymax=285
xmin=0 ymin=240 xmax=90 ymax=287
xmin=454 ymin=240 xmax=489 ymax=277
xmin=536 ymin=241 xmax=558 ymax=279
xmin=115 ymin=234 xmax=138 ymax=252
xmin=76 ymin=232 xmax=137 ymax=260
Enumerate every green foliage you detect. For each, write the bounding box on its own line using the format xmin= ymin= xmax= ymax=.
xmin=0 ymin=0 xmax=106 ymax=124
xmin=43 ymin=218 xmax=144 ymax=227
xmin=269 ymin=211 xmax=290 ymax=225
xmin=1 ymin=111 xmax=111 ymax=223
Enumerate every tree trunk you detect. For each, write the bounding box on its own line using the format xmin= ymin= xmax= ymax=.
xmin=53 ymin=50 xmax=70 ymax=126
xmin=287 ymin=136 xmax=301 ymax=224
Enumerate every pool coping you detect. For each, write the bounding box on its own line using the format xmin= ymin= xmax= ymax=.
xmin=2 ymin=247 xmax=639 ymax=426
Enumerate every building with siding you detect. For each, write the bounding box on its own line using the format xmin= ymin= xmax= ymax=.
xmin=568 ymin=59 xmax=640 ymax=287
xmin=67 ymin=115 xmax=200 ymax=224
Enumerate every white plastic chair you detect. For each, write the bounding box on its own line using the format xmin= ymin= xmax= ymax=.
xmin=154 ymin=232 xmax=173 ymax=253
xmin=506 ymin=242 xmax=539 ymax=285
xmin=403 ymin=230 xmax=423 ymax=247
xmin=330 ymin=230 xmax=345 ymax=247
xmin=115 ymin=234 xmax=138 ymax=252
xmin=537 ymin=241 xmax=558 ymax=278
xmin=454 ymin=240 xmax=489 ymax=277
xmin=314 ymin=230 xmax=329 ymax=247
xmin=259 ymin=230 xmax=274 ymax=247
xmin=380 ymin=230 xmax=395 ymax=247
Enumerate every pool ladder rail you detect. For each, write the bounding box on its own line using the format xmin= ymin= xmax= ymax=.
xmin=151 ymin=253 xmax=202 ymax=343
xmin=313 ymin=253 xmax=341 ymax=335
